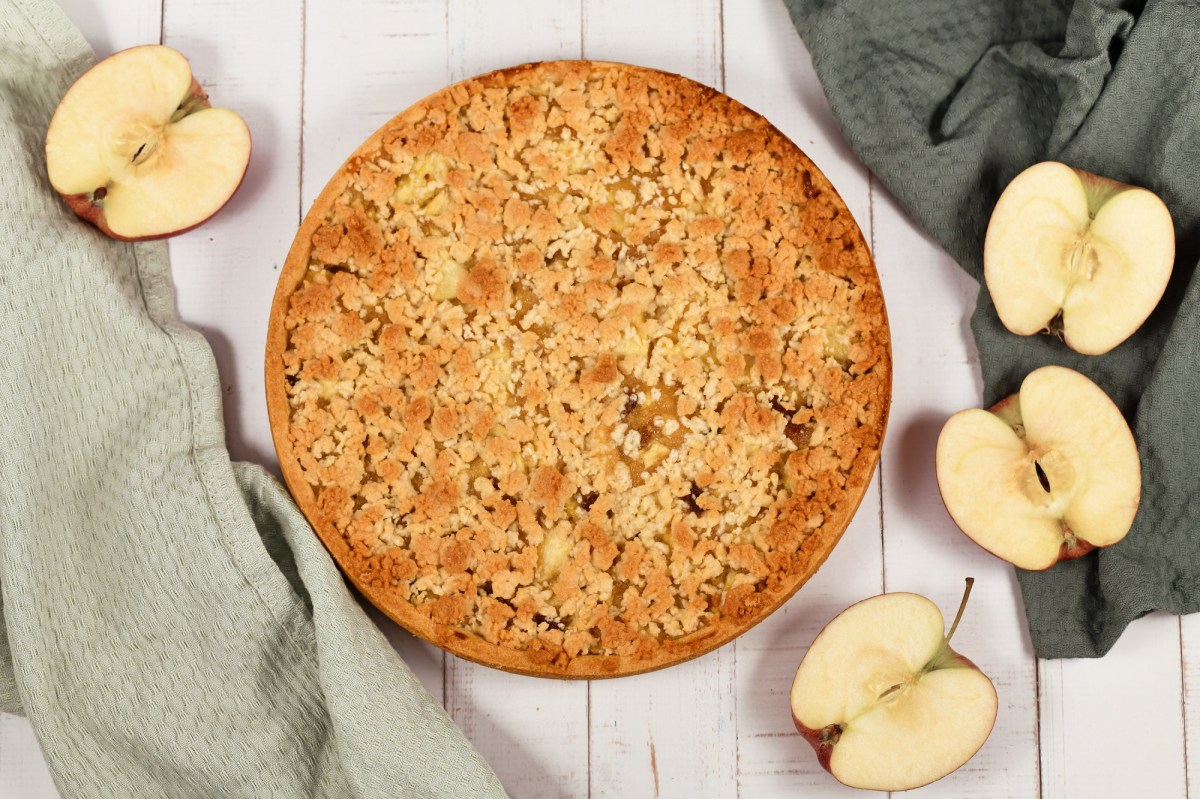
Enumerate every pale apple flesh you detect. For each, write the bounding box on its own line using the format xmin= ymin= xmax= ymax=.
xmin=791 ymin=582 xmax=997 ymax=792
xmin=984 ymin=161 xmax=1174 ymax=355
xmin=936 ymin=366 xmax=1140 ymax=571
xmin=45 ymin=45 xmax=251 ymax=241
xmin=983 ymin=394 xmax=1095 ymax=564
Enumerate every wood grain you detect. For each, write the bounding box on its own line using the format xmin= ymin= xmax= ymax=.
xmin=590 ymin=647 xmax=737 ymax=798
xmin=1041 ymin=613 xmax=1185 ymax=798
xmin=0 ymin=717 xmax=59 ymax=799
xmin=302 ymin=0 xmax=451 ymax=211
xmin=582 ymin=0 xmax=721 ymax=88
xmin=6 ymin=1 xmax=1196 ymax=797
xmin=1182 ymin=615 xmax=1199 ymax=799
xmin=723 ymin=0 xmax=871 ymax=226
xmin=53 ymin=0 xmax=161 ymax=57
xmin=870 ymin=181 xmax=1043 ymax=799
xmin=448 ymin=0 xmax=582 ymax=82
xmin=445 ymin=665 xmax=590 ymax=798
xmin=734 ymin=481 xmax=884 ymax=799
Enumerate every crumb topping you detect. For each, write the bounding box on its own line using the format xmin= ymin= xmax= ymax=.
xmin=277 ymin=62 xmax=888 ymax=670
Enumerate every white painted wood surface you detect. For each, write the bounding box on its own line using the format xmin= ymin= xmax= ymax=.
xmin=2 ymin=1 xmax=1191 ymax=797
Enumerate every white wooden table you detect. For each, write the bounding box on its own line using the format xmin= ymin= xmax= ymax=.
xmin=3 ymin=1 xmax=1194 ymax=797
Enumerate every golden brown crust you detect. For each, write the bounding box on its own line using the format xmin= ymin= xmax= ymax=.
xmin=265 ymin=61 xmax=891 ymax=678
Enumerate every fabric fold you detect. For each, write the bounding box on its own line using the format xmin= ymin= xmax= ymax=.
xmin=787 ymin=0 xmax=1200 ymax=657
xmin=0 ymin=1 xmax=507 ymax=795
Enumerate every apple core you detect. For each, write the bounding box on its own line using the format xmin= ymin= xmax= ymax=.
xmin=937 ymin=366 xmax=1140 ymax=570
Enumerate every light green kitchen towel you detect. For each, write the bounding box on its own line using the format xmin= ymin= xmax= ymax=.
xmin=785 ymin=0 xmax=1200 ymax=658
xmin=0 ymin=1 xmax=508 ymax=796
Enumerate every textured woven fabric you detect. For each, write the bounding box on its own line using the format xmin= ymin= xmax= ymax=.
xmin=785 ymin=0 xmax=1200 ymax=658
xmin=0 ymin=1 xmax=508 ymax=795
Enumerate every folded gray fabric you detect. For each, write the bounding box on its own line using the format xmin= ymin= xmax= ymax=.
xmin=0 ymin=1 xmax=507 ymax=795
xmin=785 ymin=0 xmax=1200 ymax=657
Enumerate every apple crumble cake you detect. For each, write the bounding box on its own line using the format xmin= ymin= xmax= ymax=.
xmin=266 ymin=61 xmax=891 ymax=677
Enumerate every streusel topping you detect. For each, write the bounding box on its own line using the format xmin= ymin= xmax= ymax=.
xmin=275 ymin=62 xmax=888 ymax=673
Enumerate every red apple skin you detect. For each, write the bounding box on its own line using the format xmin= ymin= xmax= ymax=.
xmin=987 ymin=393 xmax=1018 ymax=419
xmin=987 ymin=163 xmax=1170 ymax=355
xmin=943 ymin=649 xmax=984 ymax=672
xmin=185 ymin=78 xmax=210 ymax=108
xmin=62 ymin=191 xmax=108 ymax=234
xmin=792 ymin=715 xmax=838 ymax=773
xmin=59 ymin=155 xmax=251 ymax=243
xmin=1058 ymin=539 xmax=1096 ymax=562
xmin=49 ymin=73 xmax=250 ymax=242
xmin=1074 ymin=167 xmax=1126 ymax=198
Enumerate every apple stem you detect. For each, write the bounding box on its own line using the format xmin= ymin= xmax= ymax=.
xmin=170 ymin=89 xmax=211 ymax=124
xmin=946 ymin=577 xmax=975 ymax=645
xmin=1044 ymin=312 xmax=1065 ymax=342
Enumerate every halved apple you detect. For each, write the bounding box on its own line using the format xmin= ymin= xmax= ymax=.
xmin=45 ymin=45 xmax=251 ymax=241
xmin=791 ymin=579 xmax=997 ymax=792
xmin=984 ymin=161 xmax=1174 ymax=355
xmin=936 ymin=365 xmax=1140 ymax=570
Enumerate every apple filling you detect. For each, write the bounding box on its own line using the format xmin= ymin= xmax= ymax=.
xmin=276 ymin=62 xmax=889 ymax=668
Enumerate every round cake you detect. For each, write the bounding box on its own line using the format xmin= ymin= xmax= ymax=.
xmin=266 ymin=61 xmax=891 ymax=677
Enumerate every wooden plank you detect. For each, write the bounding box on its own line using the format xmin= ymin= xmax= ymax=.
xmin=1181 ymin=616 xmax=1198 ymax=797
xmin=52 ymin=0 xmax=162 ymax=56
xmin=6 ymin=4 xmax=163 ymax=797
xmin=1041 ymin=612 xmax=1185 ymax=797
xmin=302 ymin=0 xmax=451 ymax=210
xmin=162 ymin=0 xmax=304 ymax=467
xmin=24 ymin=5 xmax=1199 ymax=799
xmin=581 ymin=0 xmax=721 ymax=88
xmin=579 ymin=3 xmax=735 ymax=797
xmin=0 ymin=715 xmax=60 ymax=799
xmin=301 ymin=0 xmax=451 ymax=700
xmin=362 ymin=605 xmax=447 ymax=701
xmin=734 ymin=481 xmax=884 ymax=798
xmin=870 ymin=179 xmax=1042 ymax=797
xmin=722 ymin=2 xmax=883 ymax=796
xmin=448 ymin=0 xmax=582 ymax=83
xmin=441 ymin=4 xmax=589 ymax=798
xmin=444 ymin=666 xmax=590 ymax=798
xmin=590 ymin=649 xmax=737 ymax=799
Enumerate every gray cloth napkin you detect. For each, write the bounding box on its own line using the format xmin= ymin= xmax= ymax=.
xmin=785 ymin=0 xmax=1200 ymax=658
xmin=0 ymin=0 xmax=508 ymax=795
